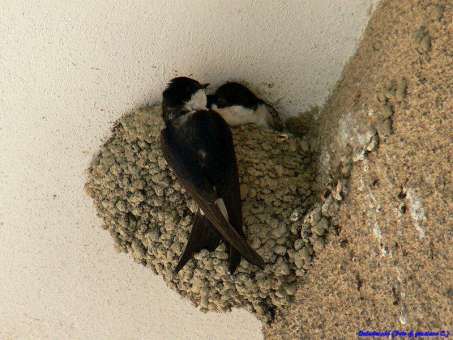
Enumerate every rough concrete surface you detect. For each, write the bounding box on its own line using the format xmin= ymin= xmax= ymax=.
xmin=0 ymin=1 xmax=377 ymax=339
xmin=265 ymin=0 xmax=453 ymax=338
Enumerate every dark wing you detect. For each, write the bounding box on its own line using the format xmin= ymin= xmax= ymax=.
xmin=210 ymin=124 xmax=245 ymax=273
xmin=174 ymin=212 xmax=220 ymax=273
xmin=160 ymin=127 xmax=264 ymax=269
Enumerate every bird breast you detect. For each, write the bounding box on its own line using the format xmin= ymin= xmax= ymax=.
xmin=212 ymin=104 xmax=271 ymax=128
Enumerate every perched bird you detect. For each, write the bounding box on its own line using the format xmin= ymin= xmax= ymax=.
xmin=209 ymin=82 xmax=283 ymax=130
xmin=160 ymin=77 xmax=265 ymax=274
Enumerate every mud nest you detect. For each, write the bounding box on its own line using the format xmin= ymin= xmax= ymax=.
xmin=85 ymin=105 xmax=325 ymax=321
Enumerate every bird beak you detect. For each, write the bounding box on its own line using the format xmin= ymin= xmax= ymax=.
xmin=200 ymin=83 xmax=209 ymax=89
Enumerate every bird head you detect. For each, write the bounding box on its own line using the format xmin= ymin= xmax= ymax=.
xmin=162 ymin=77 xmax=209 ymax=123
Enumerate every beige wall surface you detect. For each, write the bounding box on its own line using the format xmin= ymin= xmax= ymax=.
xmin=0 ymin=1 xmax=377 ymax=339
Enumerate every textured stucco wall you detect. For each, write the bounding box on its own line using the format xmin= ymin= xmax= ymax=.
xmin=0 ymin=1 xmax=376 ymax=339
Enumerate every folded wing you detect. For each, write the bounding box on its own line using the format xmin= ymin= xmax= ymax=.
xmin=160 ymin=128 xmax=264 ymax=270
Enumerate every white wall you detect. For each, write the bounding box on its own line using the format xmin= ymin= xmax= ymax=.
xmin=0 ymin=1 xmax=377 ymax=339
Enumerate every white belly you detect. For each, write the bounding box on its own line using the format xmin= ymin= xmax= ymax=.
xmin=212 ymin=104 xmax=270 ymax=128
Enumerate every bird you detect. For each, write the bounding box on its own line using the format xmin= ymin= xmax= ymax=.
xmin=160 ymin=76 xmax=265 ymax=274
xmin=208 ymin=82 xmax=284 ymax=130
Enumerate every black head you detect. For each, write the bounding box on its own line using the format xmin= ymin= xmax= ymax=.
xmin=162 ymin=77 xmax=209 ymax=123
xmin=212 ymin=82 xmax=261 ymax=110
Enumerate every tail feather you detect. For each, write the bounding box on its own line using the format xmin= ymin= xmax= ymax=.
xmin=174 ymin=213 xmax=220 ymax=273
xmin=227 ymin=245 xmax=241 ymax=274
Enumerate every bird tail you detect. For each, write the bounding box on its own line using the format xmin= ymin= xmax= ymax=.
xmin=174 ymin=213 xmax=220 ymax=273
xmin=174 ymin=212 xmax=248 ymax=274
xmin=227 ymin=245 xmax=241 ymax=274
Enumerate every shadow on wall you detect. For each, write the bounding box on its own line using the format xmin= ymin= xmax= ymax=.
xmin=16 ymin=1 xmax=376 ymax=116
xmin=148 ymin=0 xmax=377 ymax=115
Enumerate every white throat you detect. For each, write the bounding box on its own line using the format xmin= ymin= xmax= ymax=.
xmin=211 ymin=103 xmax=271 ymax=127
xmin=184 ymin=89 xmax=207 ymax=112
